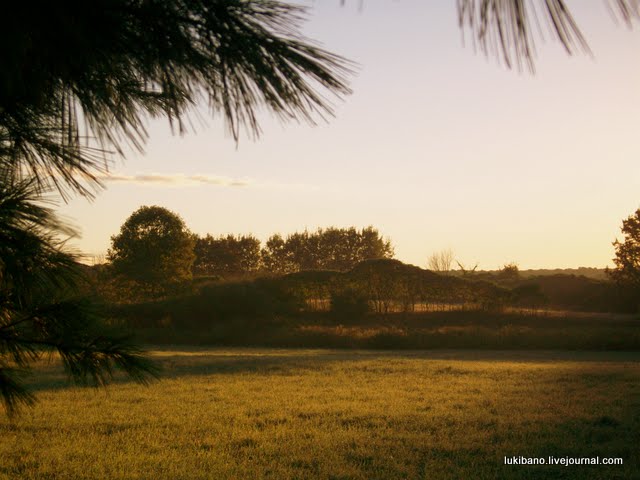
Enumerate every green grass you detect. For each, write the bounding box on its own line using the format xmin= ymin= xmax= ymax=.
xmin=2 ymin=349 xmax=639 ymax=479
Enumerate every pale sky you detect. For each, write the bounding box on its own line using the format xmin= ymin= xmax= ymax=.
xmin=59 ymin=0 xmax=640 ymax=270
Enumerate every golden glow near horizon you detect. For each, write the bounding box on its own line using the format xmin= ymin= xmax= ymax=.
xmin=60 ymin=1 xmax=640 ymax=270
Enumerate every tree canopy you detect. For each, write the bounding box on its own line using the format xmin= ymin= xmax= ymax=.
xmin=194 ymin=234 xmax=262 ymax=278
xmin=610 ymin=209 xmax=640 ymax=293
xmin=261 ymin=227 xmax=394 ymax=273
xmin=109 ymin=206 xmax=196 ymax=287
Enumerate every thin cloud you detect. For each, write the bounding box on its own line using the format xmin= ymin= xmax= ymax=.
xmin=98 ymin=173 xmax=251 ymax=187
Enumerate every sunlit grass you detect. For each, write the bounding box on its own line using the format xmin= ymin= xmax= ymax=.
xmin=1 ymin=349 xmax=639 ymax=479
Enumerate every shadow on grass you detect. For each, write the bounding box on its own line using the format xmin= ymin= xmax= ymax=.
xmin=24 ymin=348 xmax=640 ymax=393
xmin=9 ymin=349 xmax=640 ymax=479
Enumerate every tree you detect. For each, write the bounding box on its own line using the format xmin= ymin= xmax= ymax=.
xmin=610 ymin=209 xmax=640 ymax=296
xmin=261 ymin=234 xmax=298 ymax=275
xmin=0 ymin=171 xmax=157 ymax=415
xmin=260 ymin=227 xmax=394 ymax=273
xmin=354 ymin=227 xmax=395 ymax=267
xmin=499 ymin=262 xmax=520 ymax=281
xmin=109 ymin=206 xmax=196 ymax=288
xmin=193 ymin=234 xmax=261 ymax=278
xmin=427 ymin=248 xmax=455 ymax=274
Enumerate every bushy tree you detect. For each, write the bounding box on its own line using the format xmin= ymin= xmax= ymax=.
xmin=262 ymin=234 xmax=298 ymax=275
xmin=345 ymin=227 xmax=395 ymax=269
xmin=109 ymin=206 xmax=196 ymax=288
xmin=0 ymin=172 xmax=157 ymax=415
xmin=261 ymin=227 xmax=393 ymax=273
xmin=499 ymin=262 xmax=520 ymax=281
xmin=194 ymin=234 xmax=261 ymax=278
xmin=610 ymin=209 xmax=640 ymax=298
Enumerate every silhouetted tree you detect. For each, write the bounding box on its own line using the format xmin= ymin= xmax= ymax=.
xmin=194 ymin=234 xmax=261 ymax=278
xmin=354 ymin=227 xmax=395 ymax=267
xmin=427 ymin=248 xmax=455 ymax=274
xmin=0 ymin=172 xmax=157 ymax=415
xmin=284 ymin=230 xmax=317 ymax=271
xmin=262 ymin=234 xmax=298 ymax=275
xmin=609 ymin=209 xmax=640 ymax=307
xmin=261 ymin=227 xmax=393 ymax=273
xmin=500 ymin=262 xmax=520 ymax=281
xmin=109 ymin=206 xmax=196 ymax=288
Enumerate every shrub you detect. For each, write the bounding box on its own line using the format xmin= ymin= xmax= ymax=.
xmin=330 ymin=288 xmax=370 ymax=319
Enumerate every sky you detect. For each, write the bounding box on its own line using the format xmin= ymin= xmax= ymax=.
xmin=59 ymin=0 xmax=640 ymax=270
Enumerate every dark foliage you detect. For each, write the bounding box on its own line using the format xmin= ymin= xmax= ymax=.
xmin=194 ymin=234 xmax=261 ymax=278
xmin=0 ymin=173 xmax=158 ymax=416
xmin=457 ymin=0 xmax=639 ymax=72
xmin=609 ymin=208 xmax=640 ymax=311
xmin=110 ymin=277 xmax=304 ymax=331
xmin=330 ymin=288 xmax=370 ymax=319
xmin=0 ymin=0 xmax=352 ymax=198
xmin=261 ymin=227 xmax=394 ymax=274
xmin=109 ymin=205 xmax=196 ymax=288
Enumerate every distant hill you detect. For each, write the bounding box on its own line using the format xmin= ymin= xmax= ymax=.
xmin=453 ymin=267 xmax=608 ymax=281
xmin=517 ymin=268 xmax=608 ymax=281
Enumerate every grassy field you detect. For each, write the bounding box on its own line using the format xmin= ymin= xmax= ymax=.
xmin=1 ymin=348 xmax=639 ymax=479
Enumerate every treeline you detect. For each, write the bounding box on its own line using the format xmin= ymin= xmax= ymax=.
xmin=111 ymin=258 xmax=512 ymax=329
xmin=445 ymin=266 xmax=634 ymax=313
xmin=98 ymin=205 xmax=638 ymax=315
xmin=459 ymin=267 xmax=608 ymax=282
xmin=194 ymin=227 xmax=394 ymax=278
xmin=92 ymin=205 xmax=640 ymax=349
xmin=103 ymin=206 xmax=394 ymax=295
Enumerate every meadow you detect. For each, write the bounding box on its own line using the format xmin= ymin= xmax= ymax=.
xmin=1 ymin=348 xmax=639 ymax=479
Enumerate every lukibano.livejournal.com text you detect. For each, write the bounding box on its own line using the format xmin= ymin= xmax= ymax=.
xmin=504 ymin=456 xmax=623 ymax=466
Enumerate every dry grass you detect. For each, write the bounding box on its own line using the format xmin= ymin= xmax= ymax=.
xmin=1 ymin=349 xmax=639 ymax=479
